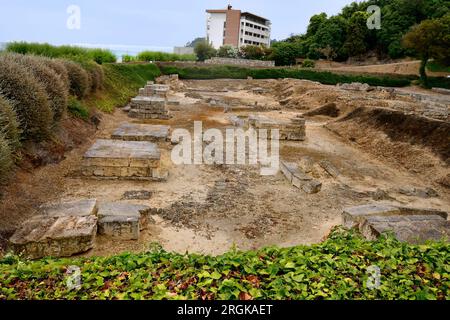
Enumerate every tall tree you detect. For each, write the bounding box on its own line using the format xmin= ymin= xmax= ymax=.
xmin=403 ymin=15 xmax=450 ymax=86
xmin=343 ymin=11 xmax=370 ymax=58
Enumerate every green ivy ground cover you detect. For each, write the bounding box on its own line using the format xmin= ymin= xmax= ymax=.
xmin=0 ymin=228 xmax=448 ymax=300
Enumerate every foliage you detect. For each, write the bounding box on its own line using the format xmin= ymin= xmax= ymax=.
xmin=267 ymin=0 xmax=450 ymax=65
xmin=67 ymin=97 xmax=89 ymax=120
xmin=83 ymin=63 xmax=161 ymax=112
xmin=159 ymin=64 xmax=413 ymax=87
xmin=427 ymin=61 xmax=450 ymax=73
xmin=217 ymin=45 xmax=239 ymax=59
xmin=194 ymin=41 xmax=217 ymax=62
xmin=122 ymin=55 xmax=136 ymax=63
xmin=62 ymin=60 xmax=91 ymax=99
xmin=402 ymin=15 xmax=450 ymax=87
xmin=302 ymin=59 xmax=316 ymax=68
xmin=0 ymin=94 xmax=21 ymax=152
xmin=0 ymin=228 xmax=448 ymax=300
xmin=6 ymin=42 xmax=116 ymax=64
xmin=136 ymin=51 xmax=196 ymax=62
xmin=0 ymin=131 xmax=13 ymax=184
xmin=9 ymin=54 xmax=68 ymax=124
xmin=41 ymin=57 xmax=71 ymax=92
xmin=0 ymin=54 xmax=52 ymax=141
xmin=239 ymin=45 xmax=271 ymax=60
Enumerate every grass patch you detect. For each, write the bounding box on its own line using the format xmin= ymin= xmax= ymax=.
xmin=67 ymin=97 xmax=89 ymax=120
xmin=0 ymin=228 xmax=448 ymax=300
xmin=83 ymin=63 xmax=161 ymax=112
xmin=6 ymin=42 xmax=116 ymax=64
xmin=427 ymin=77 xmax=450 ymax=89
xmin=159 ymin=64 xmax=413 ymax=87
xmin=137 ymin=51 xmax=196 ymax=62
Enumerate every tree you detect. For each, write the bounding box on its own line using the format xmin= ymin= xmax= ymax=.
xmin=343 ymin=11 xmax=370 ymax=59
xmin=217 ymin=45 xmax=239 ymax=58
xmin=239 ymin=45 xmax=266 ymax=60
xmin=403 ymin=15 xmax=450 ymax=87
xmin=186 ymin=37 xmax=206 ymax=48
xmin=194 ymin=41 xmax=216 ymax=62
xmin=269 ymin=42 xmax=302 ymax=66
xmin=317 ymin=45 xmax=337 ymax=63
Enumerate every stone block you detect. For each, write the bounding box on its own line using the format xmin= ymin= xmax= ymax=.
xmin=9 ymin=216 xmax=97 ymax=259
xmin=97 ymin=202 xmax=151 ymax=240
xmin=112 ymin=123 xmax=170 ymax=142
xmin=39 ymin=199 xmax=98 ymax=217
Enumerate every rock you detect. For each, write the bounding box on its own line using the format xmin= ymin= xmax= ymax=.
xmin=122 ymin=190 xmax=153 ymax=200
xmin=342 ymin=204 xmax=449 ymax=244
xmin=280 ymin=161 xmax=322 ymax=194
xmin=337 ymin=82 xmax=372 ymax=92
xmin=97 ymin=202 xmax=151 ymax=240
xmin=39 ymin=199 xmax=98 ymax=217
xmin=318 ymin=160 xmax=340 ymax=178
xmin=370 ymin=189 xmax=393 ymax=201
xmin=398 ymin=186 xmax=439 ymax=198
xmin=9 ymin=215 xmax=97 ymax=259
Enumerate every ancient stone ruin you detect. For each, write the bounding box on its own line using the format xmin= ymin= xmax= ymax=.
xmin=81 ymin=139 xmax=167 ymax=181
xmin=248 ymin=114 xmax=306 ymax=141
xmin=280 ymin=161 xmax=322 ymax=194
xmin=112 ymin=123 xmax=170 ymax=143
xmin=343 ymin=204 xmax=449 ymax=244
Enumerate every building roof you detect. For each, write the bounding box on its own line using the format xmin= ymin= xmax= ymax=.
xmin=241 ymin=12 xmax=270 ymax=23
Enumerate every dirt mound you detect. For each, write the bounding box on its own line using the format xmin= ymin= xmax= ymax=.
xmin=304 ymin=103 xmax=340 ymax=118
xmin=337 ymin=107 xmax=450 ymax=162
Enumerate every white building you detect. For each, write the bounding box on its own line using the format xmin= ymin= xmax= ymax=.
xmin=206 ymin=5 xmax=271 ymax=49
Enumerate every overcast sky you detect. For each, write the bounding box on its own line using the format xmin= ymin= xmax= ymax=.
xmin=0 ymin=0 xmax=361 ymax=50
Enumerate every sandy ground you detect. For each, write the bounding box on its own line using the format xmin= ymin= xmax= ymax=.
xmin=0 ymin=79 xmax=448 ymax=257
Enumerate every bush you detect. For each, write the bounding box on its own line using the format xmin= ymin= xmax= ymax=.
xmin=77 ymin=60 xmax=105 ymax=92
xmin=159 ymin=64 xmax=413 ymax=87
xmin=136 ymin=51 xmax=196 ymax=62
xmin=41 ymin=57 xmax=71 ymax=91
xmin=0 ymin=228 xmax=448 ymax=300
xmin=0 ymin=55 xmax=52 ymax=141
xmin=194 ymin=42 xmax=216 ymax=62
xmin=0 ymin=132 xmax=13 ymax=184
xmin=6 ymin=42 xmax=117 ymax=64
xmin=8 ymin=54 xmax=68 ymax=123
xmin=122 ymin=55 xmax=136 ymax=63
xmin=62 ymin=60 xmax=91 ymax=98
xmin=68 ymin=97 xmax=89 ymax=120
xmin=217 ymin=45 xmax=239 ymax=58
xmin=302 ymin=59 xmax=316 ymax=68
xmin=239 ymin=45 xmax=268 ymax=60
xmin=0 ymin=94 xmax=21 ymax=151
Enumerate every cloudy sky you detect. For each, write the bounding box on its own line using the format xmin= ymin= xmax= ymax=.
xmin=0 ymin=0 xmax=360 ymax=51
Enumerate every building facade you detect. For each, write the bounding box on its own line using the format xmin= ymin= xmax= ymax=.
xmin=206 ymin=5 xmax=271 ymax=49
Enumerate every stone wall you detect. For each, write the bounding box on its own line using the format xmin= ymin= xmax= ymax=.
xmin=204 ymin=57 xmax=275 ymax=68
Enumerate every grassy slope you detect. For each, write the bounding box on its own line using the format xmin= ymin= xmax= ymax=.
xmin=83 ymin=63 xmax=161 ymax=113
xmin=0 ymin=228 xmax=448 ymax=300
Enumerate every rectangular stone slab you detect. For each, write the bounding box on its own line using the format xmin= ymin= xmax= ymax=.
xmin=39 ymin=199 xmax=98 ymax=217
xmin=112 ymin=123 xmax=170 ymax=142
xmin=83 ymin=139 xmax=160 ymax=166
xmin=97 ymin=202 xmax=151 ymax=240
xmin=9 ymin=216 xmax=97 ymax=259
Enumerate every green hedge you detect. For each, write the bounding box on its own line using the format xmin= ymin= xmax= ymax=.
xmin=159 ymin=65 xmax=414 ymax=87
xmin=1 ymin=228 xmax=448 ymax=300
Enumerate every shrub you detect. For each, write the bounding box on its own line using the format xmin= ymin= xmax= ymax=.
xmin=122 ymin=54 xmax=136 ymax=63
xmin=0 ymin=132 xmax=13 ymax=184
xmin=194 ymin=42 xmax=216 ymax=61
xmin=0 ymin=94 xmax=21 ymax=151
xmin=136 ymin=51 xmax=196 ymax=62
xmin=302 ymin=59 xmax=316 ymax=68
xmin=0 ymin=55 xmax=52 ymax=141
xmin=8 ymin=54 xmax=68 ymax=123
xmin=77 ymin=60 xmax=105 ymax=92
xmin=6 ymin=42 xmax=117 ymax=64
xmin=217 ymin=45 xmax=239 ymax=58
xmin=62 ymin=60 xmax=90 ymax=98
xmin=159 ymin=64 xmax=413 ymax=87
xmin=239 ymin=45 xmax=268 ymax=60
xmin=42 ymin=57 xmax=71 ymax=91
xmin=68 ymin=97 xmax=89 ymax=120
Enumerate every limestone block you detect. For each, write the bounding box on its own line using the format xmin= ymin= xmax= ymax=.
xmin=40 ymin=199 xmax=98 ymax=217
xmin=9 ymin=216 xmax=97 ymax=259
xmin=97 ymin=202 xmax=151 ymax=240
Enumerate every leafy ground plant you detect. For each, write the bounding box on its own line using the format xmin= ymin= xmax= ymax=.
xmin=0 ymin=228 xmax=448 ymax=300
